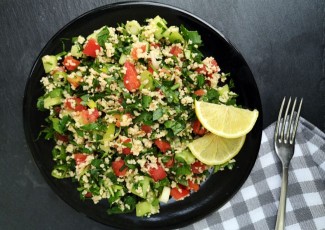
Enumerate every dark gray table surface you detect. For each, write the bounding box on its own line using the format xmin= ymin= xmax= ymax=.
xmin=1 ymin=0 xmax=324 ymax=229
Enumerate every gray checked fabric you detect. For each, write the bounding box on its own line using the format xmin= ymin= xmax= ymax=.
xmin=182 ymin=117 xmax=325 ymax=230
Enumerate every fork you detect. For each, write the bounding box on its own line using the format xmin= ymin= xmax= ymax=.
xmin=274 ymin=97 xmax=303 ymax=230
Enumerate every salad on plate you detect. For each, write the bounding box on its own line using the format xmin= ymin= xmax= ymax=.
xmin=37 ymin=16 xmax=255 ymax=217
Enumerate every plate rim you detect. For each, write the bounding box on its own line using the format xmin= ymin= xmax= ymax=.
xmin=23 ymin=1 xmax=263 ymax=229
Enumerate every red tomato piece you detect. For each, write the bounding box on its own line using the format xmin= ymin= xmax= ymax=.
xmin=170 ymin=186 xmax=190 ymax=200
xmin=64 ymin=98 xmax=86 ymax=111
xmin=81 ymin=109 xmax=99 ymax=124
xmin=141 ymin=124 xmax=152 ymax=134
xmin=122 ymin=138 xmax=132 ymax=155
xmin=148 ymin=165 xmax=167 ymax=182
xmin=131 ymin=44 xmax=147 ymax=60
xmin=73 ymin=153 xmax=88 ymax=165
xmin=191 ymin=161 xmax=207 ymax=174
xmin=188 ymin=180 xmax=200 ymax=192
xmin=85 ymin=192 xmax=92 ymax=198
xmin=83 ymin=38 xmax=101 ymax=58
xmin=154 ymin=139 xmax=171 ymax=153
xmin=67 ymin=74 xmax=82 ymax=88
xmin=164 ymin=157 xmax=174 ymax=168
xmin=150 ymin=43 xmax=160 ymax=48
xmin=170 ymin=46 xmax=183 ymax=56
xmin=63 ymin=56 xmax=80 ymax=71
xmin=112 ymin=159 xmax=128 ymax=177
xmin=123 ymin=61 xmax=141 ymax=92
xmin=194 ymin=89 xmax=206 ymax=96
xmin=114 ymin=113 xmax=132 ymax=127
xmin=192 ymin=119 xmax=207 ymax=136
xmin=55 ymin=133 xmax=69 ymax=142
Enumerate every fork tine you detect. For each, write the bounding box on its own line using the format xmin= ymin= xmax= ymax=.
xmin=290 ymin=98 xmax=303 ymax=143
xmin=275 ymin=97 xmax=286 ymax=140
xmin=280 ymin=97 xmax=291 ymax=142
xmin=285 ymin=98 xmax=297 ymax=141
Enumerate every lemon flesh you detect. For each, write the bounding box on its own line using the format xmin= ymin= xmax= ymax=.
xmin=188 ymin=133 xmax=246 ymax=165
xmin=195 ymin=101 xmax=259 ymax=138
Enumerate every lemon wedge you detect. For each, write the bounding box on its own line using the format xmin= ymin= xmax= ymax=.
xmin=195 ymin=100 xmax=259 ymax=138
xmin=188 ymin=133 xmax=246 ymax=165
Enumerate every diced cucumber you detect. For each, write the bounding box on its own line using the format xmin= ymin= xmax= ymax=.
xmin=184 ymin=50 xmax=191 ymax=59
xmin=125 ymin=20 xmax=142 ymax=35
xmin=53 ymin=71 xmax=67 ymax=82
xmin=42 ymin=55 xmax=57 ymax=73
xmin=131 ymin=176 xmax=151 ymax=198
xmin=140 ymin=70 xmax=154 ymax=90
xmin=175 ymin=149 xmax=196 ymax=164
xmin=102 ymin=123 xmax=116 ymax=142
xmin=150 ymin=16 xmax=168 ymax=40
xmin=87 ymin=26 xmax=106 ymax=40
xmin=44 ymin=97 xmax=61 ymax=109
xmin=217 ymin=85 xmax=229 ymax=96
xmin=162 ymin=26 xmax=184 ymax=43
xmin=136 ymin=200 xmax=159 ymax=217
xmin=51 ymin=165 xmax=69 ymax=179
xmin=159 ymin=186 xmax=171 ymax=203
xmin=87 ymin=99 xmax=96 ymax=109
xmin=71 ymin=44 xmax=82 ymax=58
xmin=119 ymin=54 xmax=127 ymax=65
xmin=48 ymin=88 xmax=62 ymax=98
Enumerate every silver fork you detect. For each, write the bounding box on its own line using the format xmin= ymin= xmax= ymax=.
xmin=274 ymin=97 xmax=303 ymax=230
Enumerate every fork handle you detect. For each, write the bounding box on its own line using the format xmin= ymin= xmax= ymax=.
xmin=275 ymin=166 xmax=289 ymax=230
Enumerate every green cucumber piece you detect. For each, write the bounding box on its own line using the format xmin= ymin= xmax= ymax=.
xmin=119 ymin=54 xmax=127 ymax=65
xmin=158 ymin=186 xmax=171 ymax=203
xmin=42 ymin=55 xmax=57 ymax=73
xmin=162 ymin=26 xmax=184 ymax=43
xmin=140 ymin=70 xmax=154 ymax=90
xmin=150 ymin=16 xmax=168 ymax=40
xmin=175 ymin=149 xmax=196 ymax=164
xmin=71 ymin=44 xmax=82 ymax=58
xmin=131 ymin=176 xmax=151 ymax=198
xmin=44 ymin=97 xmax=61 ymax=109
xmin=125 ymin=20 xmax=142 ymax=35
xmin=135 ymin=200 xmax=159 ymax=217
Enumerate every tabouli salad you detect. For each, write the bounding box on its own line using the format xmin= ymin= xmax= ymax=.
xmin=37 ymin=16 xmax=238 ymax=217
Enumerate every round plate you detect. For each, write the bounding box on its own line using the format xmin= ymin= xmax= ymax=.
xmin=23 ymin=2 xmax=263 ymax=229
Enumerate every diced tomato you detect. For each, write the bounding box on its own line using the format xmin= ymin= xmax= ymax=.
xmin=171 ymin=186 xmax=190 ymax=200
xmin=73 ymin=153 xmax=88 ymax=165
xmin=150 ymin=43 xmax=160 ymax=48
xmin=63 ymin=56 xmax=80 ymax=71
xmin=114 ymin=113 xmax=132 ymax=127
xmin=122 ymin=138 xmax=132 ymax=155
xmin=164 ymin=157 xmax=174 ymax=168
xmin=67 ymin=74 xmax=82 ymax=88
xmin=83 ymin=38 xmax=101 ymax=58
xmin=112 ymin=159 xmax=128 ymax=177
xmin=55 ymin=133 xmax=69 ymax=142
xmin=51 ymin=66 xmax=66 ymax=75
xmin=53 ymin=106 xmax=61 ymax=115
xmin=154 ymin=139 xmax=171 ymax=153
xmin=188 ymin=180 xmax=200 ymax=192
xmin=170 ymin=46 xmax=183 ymax=56
xmin=191 ymin=161 xmax=207 ymax=174
xmin=147 ymin=61 xmax=154 ymax=74
xmin=123 ymin=61 xmax=141 ymax=92
xmin=194 ymin=89 xmax=206 ymax=96
xmin=192 ymin=119 xmax=207 ymax=136
xmin=141 ymin=124 xmax=152 ymax=134
xmin=81 ymin=109 xmax=100 ymax=124
xmin=85 ymin=192 xmax=92 ymax=198
xmin=64 ymin=98 xmax=86 ymax=111
xmin=195 ymin=58 xmax=219 ymax=78
xmin=148 ymin=164 xmax=167 ymax=182
xmin=131 ymin=44 xmax=147 ymax=60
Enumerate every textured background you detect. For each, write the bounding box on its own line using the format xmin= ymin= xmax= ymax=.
xmin=0 ymin=0 xmax=324 ymax=229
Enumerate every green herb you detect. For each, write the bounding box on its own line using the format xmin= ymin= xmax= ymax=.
xmin=97 ymin=27 xmax=110 ymax=47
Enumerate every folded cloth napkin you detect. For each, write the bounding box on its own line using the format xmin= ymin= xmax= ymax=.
xmin=182 ymin=117 xmax=325 ymax=230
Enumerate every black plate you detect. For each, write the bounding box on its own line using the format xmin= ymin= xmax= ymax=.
xmin=23 ymin=2 xmax=263 ymax=229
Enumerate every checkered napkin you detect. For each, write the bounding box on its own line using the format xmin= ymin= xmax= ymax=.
xmin=183 ymin=117 xmax=325 ymax=230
